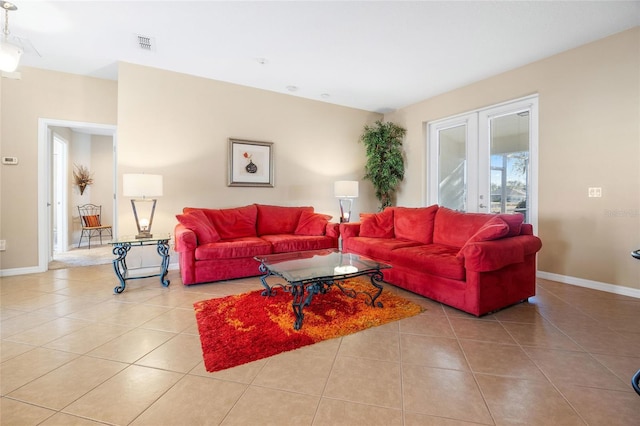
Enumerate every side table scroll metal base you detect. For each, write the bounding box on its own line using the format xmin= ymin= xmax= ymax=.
xmin=111 ymin=234 xmax=171 ymax=294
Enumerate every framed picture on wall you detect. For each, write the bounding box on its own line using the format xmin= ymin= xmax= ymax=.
xmin=228 ymin=138 xmax=274 ymax=187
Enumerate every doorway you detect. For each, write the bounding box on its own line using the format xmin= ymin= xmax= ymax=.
xmin=38 ymin=118 xmax=117 ymax=271
xmin=427 ymin=95 xmax=539 ymax=229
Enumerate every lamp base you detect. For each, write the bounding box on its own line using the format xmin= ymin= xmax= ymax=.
xmin=130 ymin=198 xmax=157 ymax=240
xmin=338 ymin=198 xmax=353 ymax=223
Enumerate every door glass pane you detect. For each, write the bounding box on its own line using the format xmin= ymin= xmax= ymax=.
xmin=490 ymin=112 xmax=529 ymax=221
xmin=438 ymin=125 xmax=467 ymax=211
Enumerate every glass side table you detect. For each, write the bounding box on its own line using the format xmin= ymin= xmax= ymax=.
xmin=110 ymin=233 xmax=171 ymax=294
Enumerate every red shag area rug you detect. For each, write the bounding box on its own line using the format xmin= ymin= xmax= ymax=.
xmin=194 ymin=278 xmax=424 ymax=372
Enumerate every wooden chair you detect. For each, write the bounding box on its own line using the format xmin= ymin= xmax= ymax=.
xmin=78 ymin=204 xmax=113 ymax=249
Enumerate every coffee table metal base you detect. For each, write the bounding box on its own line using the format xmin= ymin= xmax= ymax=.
xmin=258 ymin=265 xmax=384 ymax=330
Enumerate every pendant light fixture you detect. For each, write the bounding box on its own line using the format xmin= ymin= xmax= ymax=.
xmin=0 ymin=1 xmax=22 ymax=73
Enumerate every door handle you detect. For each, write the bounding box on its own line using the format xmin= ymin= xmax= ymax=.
xmin=479 ymin=203 xmax=486 ymax=208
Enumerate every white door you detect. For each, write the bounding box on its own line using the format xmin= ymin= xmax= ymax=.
xmin=427 ymin=95 xmax=538 ymax=228
xmin=52 ymin=135 xmax=68 ymax=253
xmin=427 ymin=113 xmax=477 ymax=212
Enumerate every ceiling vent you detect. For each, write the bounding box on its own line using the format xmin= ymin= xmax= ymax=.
xmin=136 ymin=34 xmax=155 ymax=52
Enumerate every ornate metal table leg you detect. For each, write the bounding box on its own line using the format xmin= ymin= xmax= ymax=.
xmin=369 ymin=270 xmax=384 ymax=308
xmin=333 ymin=271 xmax=384 ymax=308
xmin=291 ymin=285 xmax=306 ymax=330
xmin=258 ymin=263 xmax=274 ymax=296
xmin=112 ymin=243 xmax=131 ymax=294
xmin=157 ymin=239 xmax=171 ymax=287
xmin=291 ymin=282 xmax=325 ymax=330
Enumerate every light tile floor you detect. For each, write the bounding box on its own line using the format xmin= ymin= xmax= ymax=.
xmin=1 ymin=265 xmax=639 ymax=425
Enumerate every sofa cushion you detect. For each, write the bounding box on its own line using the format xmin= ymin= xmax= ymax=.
xmin=392 ymin=205 xmax=438 ymax=244
xmin=344 ymin=236 xmax=421 ymax=263
xmin=185 ymin=205 xmax=257 ymax=240
xmin=195 ymin=236 xmax=272 ymax=260
xmin=256 ymin=204 xmax=313 ymax=236
xmin=391 ymin=244 xmax=465 ymax=281
xmin=294 ymin=211 xmax=332 ymax=236
xmin=261 ymin=234 xmax=337 ymax=253
xmin=360 ymin=209 xmax=394 ymax=238
xmin=175 ymin=210 xmax=221 ymax=244
xmin=433 ymin=207 xmax=494 ymax=248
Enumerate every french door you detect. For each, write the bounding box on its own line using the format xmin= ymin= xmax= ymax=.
xmin=427 ymin=95 xmax=538 ymax=228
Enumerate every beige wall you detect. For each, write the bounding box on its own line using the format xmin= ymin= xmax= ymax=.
xmin=0 ymin=63 xmax=380 ymax=271
xmin=0 ymin=68 xmax=117 ymax=270
xmin=385 ymin=27 xmax=640 ymax=291
xmin=116 ymin=63 xmax=380 ymax=239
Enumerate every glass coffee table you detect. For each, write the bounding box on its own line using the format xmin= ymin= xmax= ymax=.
xmin=254 ymin=249 xmax=391 ymax=330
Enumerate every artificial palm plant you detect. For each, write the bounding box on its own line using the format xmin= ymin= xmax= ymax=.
xmin=359 ymin=120 xmax=407 ymax=210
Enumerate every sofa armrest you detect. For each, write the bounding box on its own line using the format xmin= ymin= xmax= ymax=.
xmin=339 ymin=222 xmax=361 ymax=239
xmin=458 ymin=235 xmax=542 ymax=272
xmin=174 ymin=223 xmax=197 ymax=252
xmin=325 ymin=222 xmax=340 ymax=239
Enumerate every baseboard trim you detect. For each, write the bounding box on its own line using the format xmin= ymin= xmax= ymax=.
xmin=537 ymin=271 xmax=640 ymax=299
xmin=0 ymin=265 xmax=46 ymax=277
xmin=1 ymin=262 xmax=180 ymax=277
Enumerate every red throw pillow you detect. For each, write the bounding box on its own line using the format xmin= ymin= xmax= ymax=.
xmin=456 ymin=216 xmax=509 ymax=259
xmin=498 ymin=213 xmax=525 ymax=237
xmin=467 ymin=216 xmax=510 ymax=242
xmin=359 ymin=209 xmax=394 ymax=238
xmin=176 ymin=210 xmax=221 ymax=244
xmin=294 ymin=211 xmax=332 ymax=236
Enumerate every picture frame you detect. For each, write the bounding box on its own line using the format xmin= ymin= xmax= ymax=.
xmin=228 ymin=138 xmax=274 ymax=187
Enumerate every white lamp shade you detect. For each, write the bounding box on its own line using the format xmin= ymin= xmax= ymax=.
xmin=334 ymin=180 xmax=359 ymax=198
xmin=0 ymin=41 xmax=22 ymax=73
xmin=123 ymin=174 xmax=163 ymax=197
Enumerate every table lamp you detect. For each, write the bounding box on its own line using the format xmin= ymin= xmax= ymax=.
xmin=123 ymin=174 xmax=163 ymax=239
xmin=334 ymin=180 xmax=359 ymax=223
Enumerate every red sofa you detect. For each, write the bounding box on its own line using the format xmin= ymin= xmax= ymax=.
xmin=340 ymin=205 xmax=542 ymax=316
xmin=174 ymin=204 xmax=339 ymax=285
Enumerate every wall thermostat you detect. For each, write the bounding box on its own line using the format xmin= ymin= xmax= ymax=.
xmin=2 ymin=157 xmax=18 ymax=165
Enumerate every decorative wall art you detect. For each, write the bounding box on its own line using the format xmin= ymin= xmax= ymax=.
xmin=228 ymin=138 xmax=274 ymax=187
xmin=73 ymin=164 xmax=94 ymax=195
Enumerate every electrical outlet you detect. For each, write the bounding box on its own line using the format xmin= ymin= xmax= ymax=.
xmin=588 ymin=187 xmax=602 ymax=198
xmin=0 ymin=240 xmax=6 ymax=251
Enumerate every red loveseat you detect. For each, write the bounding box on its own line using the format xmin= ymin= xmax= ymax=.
xmin=340 ymin=205 xmax=542 ymax=316
xmin=174 ymin=204 xmax=339 ymax=285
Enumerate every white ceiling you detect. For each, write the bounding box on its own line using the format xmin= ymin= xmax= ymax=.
xmin=6 ymin=1 xmax=640 ymax=113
